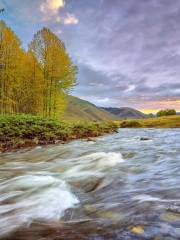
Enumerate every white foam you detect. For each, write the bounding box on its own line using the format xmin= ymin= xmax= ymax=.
xmin=87 ymin=152 xmax=124 ymax=167
xmin=1 ymin=175 xmax=59 ymax=190
xmin=0 ymin=175 xmax=79 ymax=235
xmin=134 ymin=194 xmax=162 ymax=202
xmin=0 ymin=151 xmax=124 ymax=235
xmin=134 ymin=194 xmax=179 ymax=203
xmin=62 ymin=152 xmax=124 ymax=179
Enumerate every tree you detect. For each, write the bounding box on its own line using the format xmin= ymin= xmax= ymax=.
xmin=0 ymin=22 xmax=77 ymax=118
xmin=0 ymin=21 xmax=23 ymax=114
xmin=29 ymin=28 xmax=77 ymax=118
xmin=157 ymin=109 xmax=176 ymax=117
xmin=16 ymin=50 xmax=44 ymax=115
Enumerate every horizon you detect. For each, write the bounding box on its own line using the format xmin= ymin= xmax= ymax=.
xmin=73 ymin=95 xmax=180 ymax=114
xmin=0 ymin=0 xmax=180 ymax=113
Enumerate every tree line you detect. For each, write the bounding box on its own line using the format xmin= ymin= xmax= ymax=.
xmin=157 ymin=109 xmax=176 ymax=117
xmin=0 ymin=21 xmax=77 ymax=118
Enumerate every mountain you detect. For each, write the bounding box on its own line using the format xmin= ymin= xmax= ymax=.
xmin=102 ymin=107 xmax=148 ymax=119
xmin=62 ymin=96 xmax=118 ymax=121
xmin=62 ymin=96 xmax=148 ymax=120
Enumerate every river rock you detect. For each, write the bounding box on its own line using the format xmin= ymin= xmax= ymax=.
xmin=70 ymin=177 xmax=103 ymax=193
xmin=167 ymin=204 xmax=180 ymax=214
xmin=140 ymin=137 xmax=151 ymax=141
xmin=160 ymin=212 xmax=180 ymax=222
xmin=87 ymin=137 xmax=96 ymax=142
xmin=130 ymin=226 xmax=144 ymax=234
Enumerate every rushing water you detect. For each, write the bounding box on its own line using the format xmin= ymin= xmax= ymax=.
xmin=0 ymin=129 xmax=180 ymax=240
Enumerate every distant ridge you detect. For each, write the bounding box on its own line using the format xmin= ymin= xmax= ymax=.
xmin=102 ymin=107 xmax=148 ymax=119
xmin=62 ymin=96 xmax=118 ymax=121
xmin=62 ymin=96 xmax=148 ymax=120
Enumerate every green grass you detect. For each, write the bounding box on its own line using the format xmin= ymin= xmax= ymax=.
xmin=0 ymin=114 xmax=118 ymax=152
xmin=1 ymin=114 xmax=179 ymax=152
xmin=117 ymin=115 xmax=180 ymax=128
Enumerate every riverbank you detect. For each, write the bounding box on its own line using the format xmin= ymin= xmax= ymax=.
xmin=0 ymin=115 xmax=118 ymax=152
xmin=118 ymin=115 xmax=180 ymax=128
xmin=1 ymin=115 xmax=179 ymax=152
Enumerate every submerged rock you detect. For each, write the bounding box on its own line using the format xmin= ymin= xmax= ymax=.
xmin=86 ymin=137 xmax=96 ymax=142
xmin=130 ymin=226 xmax=144 ymax=234
xmin=140 ymin=137 xmax=151 ymax=141
xmin=167 ymin=204 xmax=180 ymax=214
xmin=160 ymin=212 xmax=180 ymax=222
xmin=70 ymin=178 xmax=104 ymax=193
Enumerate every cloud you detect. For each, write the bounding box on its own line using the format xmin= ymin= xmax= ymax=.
xmin=40 ymin=0 xmax=65 ymax=14
xmin=64 ymin=0 xmax=180 ymax=110
xmin=56 ymin=16 xmax=61 ymax=22
xmin=56 ymin=29 xmax=62 ymax=34
xmin=0 ymin=1 xmax=5 ymax=9
xmin=39 ymin=0 xmax=78 ymax=25
xmin=125 ymin=85 xmax=136 ymax=92
xmin=63 ymin=13 xmax=79 ymax=25
xmin=6 ymin=0 xmax=180 ymax=111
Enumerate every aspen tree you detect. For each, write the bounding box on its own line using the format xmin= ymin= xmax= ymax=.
xmin=29 ymin=28 xmax=77 ymax=118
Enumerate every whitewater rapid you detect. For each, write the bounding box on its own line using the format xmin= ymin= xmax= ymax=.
xmin=0 ymin=128 xmax=180 ymax=239
xmin=0 ymin=148 xmax=124 ymax=236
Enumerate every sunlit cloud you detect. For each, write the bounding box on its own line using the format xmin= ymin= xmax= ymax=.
xmin=40 ymin=0 xmax=65 ymax=14
xmin=40 ymin=0 xmax=65 ymax=21
xmin=39 ymin=0 xmax=79 ymax=25
xmin=64 ymin=13 xmax=79 ymax=25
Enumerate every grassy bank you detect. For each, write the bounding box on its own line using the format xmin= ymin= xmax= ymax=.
xmin=0 ymin=115 xmax=118 ymax=152
xmin=118 ymin=115 xmax=180 ymax=128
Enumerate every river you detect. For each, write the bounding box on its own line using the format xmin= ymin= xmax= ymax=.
xmin=0 ymin=129 xmax=180 ymax=240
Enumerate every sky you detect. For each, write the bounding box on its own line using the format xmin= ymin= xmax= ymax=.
xmin=0 ymin=0 xmax=180 ymax=113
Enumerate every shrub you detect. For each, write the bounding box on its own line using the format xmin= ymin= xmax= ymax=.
xmin=0 ymin=114 xmax=118 ymax=151
xmin=120 ymin=120 xmax=142 ymax=128
xmin=157 ymin=109 xmax=176 ymax=117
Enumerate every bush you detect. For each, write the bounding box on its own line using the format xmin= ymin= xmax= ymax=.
xmin=0 ymin=114 xmax=118 ymax=151
xmin=157 ymin=109 xmax=176 ymax=117
xmin=120 ymin=120 xmax=142 ymax=128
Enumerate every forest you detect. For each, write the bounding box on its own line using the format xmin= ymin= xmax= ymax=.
xmin=0 ymin=21 xmax=77 ymax=118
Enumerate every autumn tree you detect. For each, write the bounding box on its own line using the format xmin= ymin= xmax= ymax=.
xmin=0 ymin=23 xmax=76 ymax=117
xmin=29 ymin=28 xmax=77 ymax=118
xmin=0 ymin=21 xmax=40 ymax=115
xmin=0 ymin=21 xmax=23 ymax=114
xmin=17 ymin=50 xmax=44 ymax=115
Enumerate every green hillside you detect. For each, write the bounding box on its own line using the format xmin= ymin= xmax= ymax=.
xmin=102 ymin=107 xmax=148 ymax=119
xmin=61 ymin=96 xmax=118 ymax=121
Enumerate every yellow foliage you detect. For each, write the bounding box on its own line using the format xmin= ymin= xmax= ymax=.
xmin=29 ymin=27 xmax=77 ymax=118
xmin=0 ymin=22 xmax=77 ymax=118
